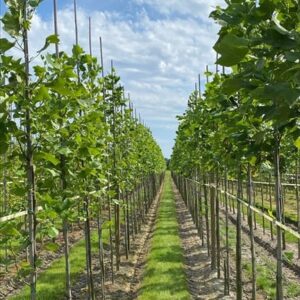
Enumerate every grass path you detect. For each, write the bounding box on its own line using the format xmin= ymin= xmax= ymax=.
xmin=138 ymin=172 xmax=190 ymax=300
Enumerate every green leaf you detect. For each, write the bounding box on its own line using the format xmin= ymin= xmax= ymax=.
xmin=48 ymin=77 xmax=71 ymax=96
xmin=11 ymin=185 xmax=26 ymax=197
xmin=72 ymin=44 xmax=84 ymax=57
xmin=294 ymin=137 xmax=300 ymax=149
xmin=18 ymin=262 xmax=32 ymax=278
xmin=0 ymin=38 xmax=15 ymax=53
xmin=28 ymin=0 xmax=43 ymax=7
xmin=36 ymin=152 xmax=60 ymax=166
xmin=0 ymin=140 xmax=9 ymax=155
xmin=35 ymin=85 xmax=51 ymax=100
xmin=2 ymin=12 xmax=21 ymax=36
xmin=214 ymin=34 xmax=249 ymax=66
xmin=57 ymin=147 xmax=72 ymax=156
xmin=38 ymin=34 xmax=60 ymax=53
xmin=45 ymin=168 xmax=59 ymax=177
xmin=48 ymin=227 xmax=59 ymax=238
xmin=249 ymin=156 xmax=257 ymax=166
xmin=222 ymin=78 xmax=247 ymax=94
xmin=33 ymin=65 xmax=46 ymax=77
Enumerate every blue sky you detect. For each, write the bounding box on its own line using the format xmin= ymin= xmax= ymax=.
xmin=1 ymin=0 xmax=224 ymax=158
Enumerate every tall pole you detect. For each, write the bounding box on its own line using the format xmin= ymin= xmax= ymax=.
xmin=198 ymin=74 xmax=201 ymax=96
xmin=89 ymin=17 xmax=92 ymax=56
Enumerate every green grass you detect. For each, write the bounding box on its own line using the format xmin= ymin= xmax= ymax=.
xmin=11 ymin=229 xmax=108 ymax=300
xmin=138 ymin=172 xmax=190 ymax=300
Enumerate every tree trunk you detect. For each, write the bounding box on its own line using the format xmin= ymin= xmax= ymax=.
xmin=236 ymin=167 xmax=243 ymax=300
xmin=274 ymin=133 xmax=283 ymax=300
xmin=23 ymin=3 xmax=37 ymax=298
xmin=97 ymin=208 xmax=105 ymax=299
xmin=247 ymin=165 xmax=256 ymax=300
xmin=203 ymin=174 xmax=210 ymax=257
xmin=296 ymin=156 xmax=300 ymax=259
xmin=210 ymin=172 xmax=216 ymax=270
xmin=224 ymin=169 xmax=230 ymax=295
xmin=84 ymin=196 xmax=95 ymax=300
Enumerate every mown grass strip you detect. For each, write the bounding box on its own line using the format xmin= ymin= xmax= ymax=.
xmin=138 ymin=172 xmax=190 ymax=300
xmin=11 ymin=230 xmax=108 ymax=300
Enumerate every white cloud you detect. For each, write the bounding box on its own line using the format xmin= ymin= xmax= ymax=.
xmin=2 ymin=1 xmax=224 ymax=157
xmin=134 ymin=0 xmax=224 ymax=20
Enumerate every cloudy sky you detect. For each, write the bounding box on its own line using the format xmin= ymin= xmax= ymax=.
xmin=0 ymin=0 xmax=224 ymax=158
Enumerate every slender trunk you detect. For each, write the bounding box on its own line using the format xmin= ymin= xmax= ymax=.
xmin=84 ymin=196 xmax=95 ymax=300
xmin=224 ymin=169 xmax=230 ymax=295
xmin=106 ymin=177 xmax=114 ymax=283
xmin=23 ymin=3 xmax=37 ymax=298
xmin=133 ymin=189 xmax=138 ymax=235
xmin=296 ymin=156 xmax=300 ymax=259
xmin=210 ymin=172 xmax=216 ymax=270
xmin=274 ymin=133 xmax=283 ymax=300
xmin=232 ymin=181 xmax=235 ymax=214
xmin=203 ymin=174 xmax=210 ymax=256
xmin=236 ymin=168 xmax=243 ymax=300
xmin=122 ymin=192 xmax=129 ymax=259
xmin=253 ymin=182 xmax=257 ymax=230
xmin=61 ymin=156 xmax=71 ymax=299
xmin=97 ymin=208 xmax=105 ymax=299
xmin=247 ymin=165 xmax=256 ymax=300
xmin=198 ymin=169 xmax=204 ymax=245
xmin=269 ymin=174 xmax=274 ymax=240
xmin=216 ymin=170 xmax=221 ymax=278
xmin=2 ymin=154 xmax=8 ymax=273
xmin=111 ymin=63 xmax=120 ymax=271
xmin=281 ymin=185 xmax=286 ymax=250
xmin=261 ymin=182 xmax=265 ymax=234
xmin=2 ymin=154 xmax=7 ymax=213
xmin=125 ymin=192 xmax=130 ymax=257
xmin=241 ymin=182 xmax=245 ymax=221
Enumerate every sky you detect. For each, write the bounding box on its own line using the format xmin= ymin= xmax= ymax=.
xmin=0 ymin=0 xmax=224 ymax=158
